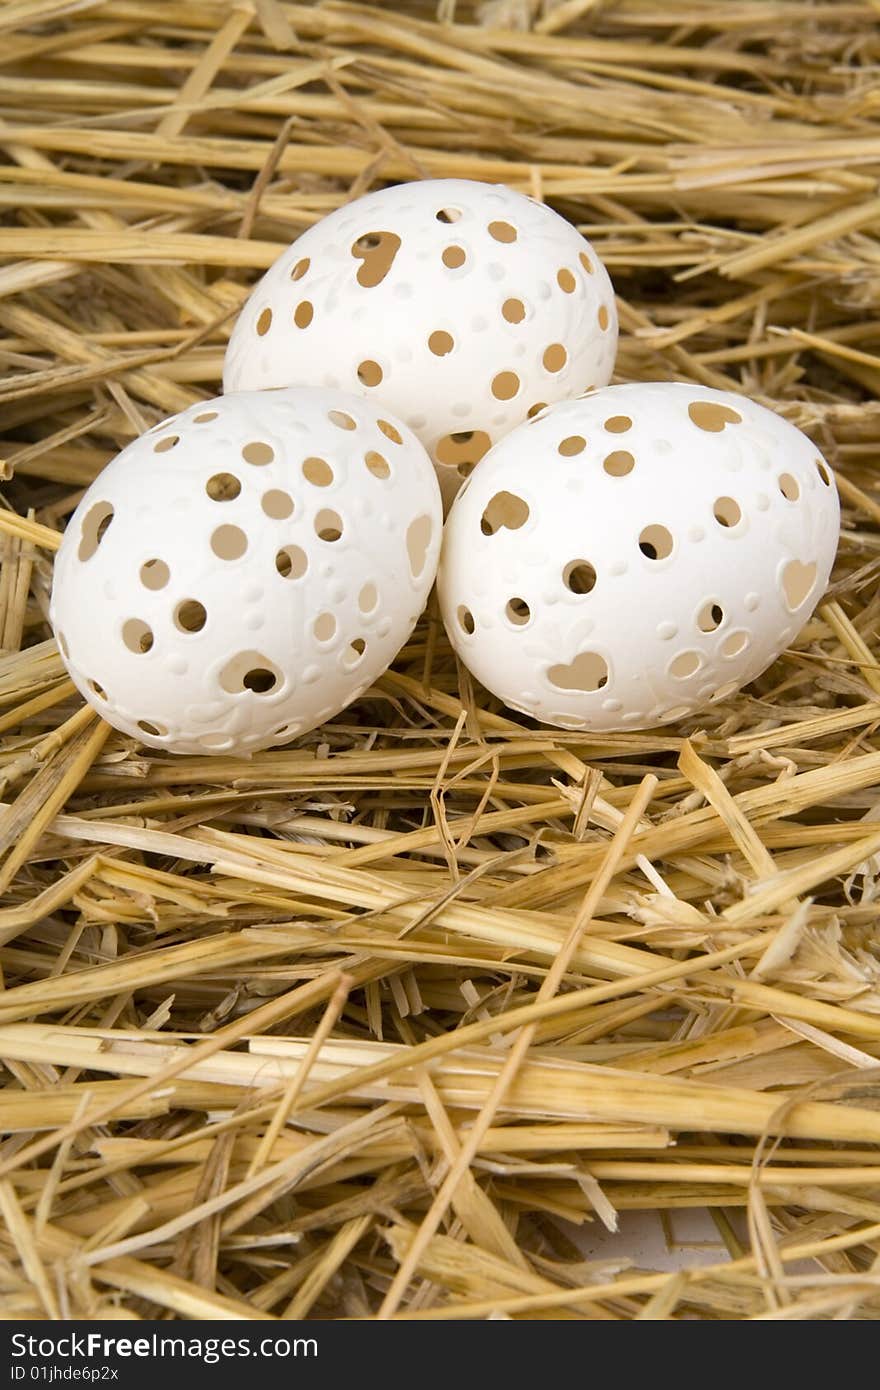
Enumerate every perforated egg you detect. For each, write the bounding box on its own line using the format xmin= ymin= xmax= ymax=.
xmin=223 ymin=178 xmax=617 ymax=508
xmin=50 ymin=388 xmax=442 ymax=754
xmin=437 ymin=382 xmax=839 ymax=731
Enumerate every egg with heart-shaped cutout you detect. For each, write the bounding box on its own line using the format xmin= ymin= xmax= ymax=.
xmin=223 ymin=179 xmax=617 ymax=509
xmin=50 ymin=388 xmax=441 ymax=754
xmin=437 ymin=382 xmax=840 ymax=731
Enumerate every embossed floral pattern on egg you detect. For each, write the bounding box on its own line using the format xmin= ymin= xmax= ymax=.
xmin=223 ymin=179 xmax=618 ymax=508
xmin=50 ymin=388 xmax=442 ymax=754
xmin=437 ymin=382 xmax=840 ymax=731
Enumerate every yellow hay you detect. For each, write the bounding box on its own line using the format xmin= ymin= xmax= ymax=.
xmin=1 ymin=0 xmax=880 ymax=1322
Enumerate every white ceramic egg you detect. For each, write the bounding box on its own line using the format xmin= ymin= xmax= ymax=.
xmin=50 ymin=388 xmax=442 ymax=754
xmin=223 ymin=178 xmax=618 ymax=508
xmin=437 ymin=382 xmax=839 ymax=731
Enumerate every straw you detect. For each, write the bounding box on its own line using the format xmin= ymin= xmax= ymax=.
xmin=1 ymin=0 xmax=880 ymax=1322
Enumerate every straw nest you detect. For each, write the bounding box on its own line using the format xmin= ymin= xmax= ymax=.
xmin=1 ymin=0 xmax=880 ymax=1323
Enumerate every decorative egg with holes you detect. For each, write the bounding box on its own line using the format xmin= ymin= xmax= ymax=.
xmin=223 ymin=179 xmax=617 ymax=509
xmin=50 ymin=388 xmax=442 ymax=754
xmin=438 ymin=382 xmax=839 ymax=731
